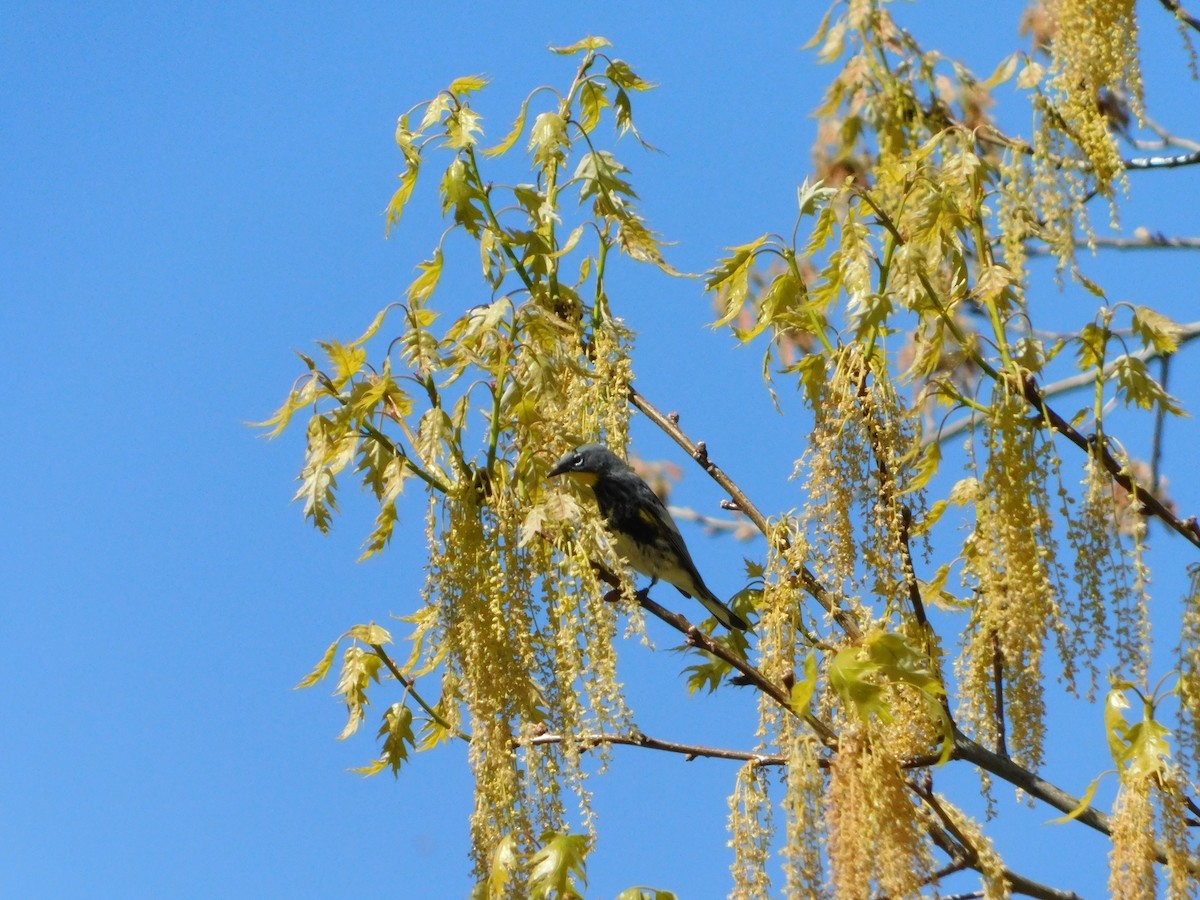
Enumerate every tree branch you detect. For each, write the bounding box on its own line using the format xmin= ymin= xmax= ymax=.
xmin=1124 ymin=149 xmax=1200 ymax=170
xmin=1158 ymin=0 xmax=1200 ymax=34
xmin=1026 ymin=234 xmax=1200 ymax=253
xmin=523 ymin=731 xmax=788 ymax=766
xmin=370 ymin=642 xmax=471 ymax=743
xmin=1018 ymin=372 xmax=1200 ymax=549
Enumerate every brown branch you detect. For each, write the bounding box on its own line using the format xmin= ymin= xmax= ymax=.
xmin=1158 ymin=0 xmax=1200 ymax=34
xmin=1018 ymin=372 xmax=1200 ymax=549
xmin=370 ymin=642 xmax=471 ymax=743
xmin=523 ymin=731 xmax=788 ymax=766
xmin=1124 ymin=149 xmax=1200 ymax=170
xmin=953 ymin=731 xmax=1111 ymax=833
xmin=915 ymin=780 xmax=1089 ymax=900
xmin=1026 ymin=234 xmax=1200 ymax=254
xmin=1003 ymin=872 xmax=1089 ymax=900
xmin=1152 ymin=354 xmax=1170 ymax=493
xmin=992 ymin=633 xmax=1009 ymax=758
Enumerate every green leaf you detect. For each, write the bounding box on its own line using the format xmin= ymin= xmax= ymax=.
xmin=529 ymin=833 xmax=589 ymax=900
xmin=616 ymin=889 xmax=679 ymax=900
xmin=1131 ymin=305 xmax=1183 ymax=354
xmin=790 ymin=653 xmax=819 ymax=712
xmin=1074 ymin=321 xmax=1108 ymax=371
xmin=408 ymin=249 xmax=445 ymax=306
xmin=295 ymin=638 xmax=341 ymax=689
xmin=440 ymin=158 xmax=486 ymax=234
xmin=486 ymin=835 xmax=521 ymax=900
xmin=394 ymin=113 xmax=420 ymax=166
xmin=376 ymin=703 xmax=416 ymax=777
xmin=418 ymin=93 xmax=452 ymax=133
xmin=983 ymin=52 xmax=1021 ymax=88
xmin=1112 ymin=355 xmax=1185 ymax=414
xmin=795 ymin=353 xmax=827 ymax=407
xmin=550 ymin=35 xmax=613 ymax=55
xmin=617 ymin=215 xmax=679 ymax=275
xmin=1124 ymin=716 xmax=1172 ymax=777
xmin=385 ymin=164 xmax=420 ymax=237
xmin=802 ymin=5 xmax=837 ymax=51
xmin=485 ymin=93 xmax=535 ymax=158
xmin=529 ymin=111 xmax=569 ymax=167
xmin=446 ymin=105 xmax=484 ymax=150
xmin=1049 ymin=773 xmax=1106 ymax=823
xmin=350 ymin=303 xmax=403 ymax=348
xmin=417 ymin=712 xmax=455 ymax=751
xmin=254 ymin=375 xmax=318 ymax=438
xmin=904 ymin=441 xmax=942 ymax=494
xmin=1105 ymin=684 xmax=1133 ymax=766
xmin=319 ymin=340 xmax=367 ymax=389
xmin=578 ymin=80 xmax=609 ymax=133
xmin=830 ymin=644 xmax=892 ymax=723
xmin=796 ymin=177 xmax=834 ymax=217
xmin=449 ymin=74 xmax=489 ymax=95
xmin=293 ymin=418 xmax=344 ymax=533
xmin=707 ymin=235 xmax=770 ymax=327
xmin=334 ymin=645 xmax=383 ymax=740
xmin=605 ymin=59 xmax=654 ymax=92
xmin=683 ymin=655 xmax=734 ymax=694
xmin=348 ymin=622 xmax=394 ymax=645
xmin=358 ymin=500 xmax=399 ymax=561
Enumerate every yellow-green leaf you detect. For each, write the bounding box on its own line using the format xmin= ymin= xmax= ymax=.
xmin=449 ymin=74 xmax=489 ymax=95
xmin=408 ymin=248 xmax=445 ymax=306
xmin=484 ymin=93 xmax=535 ymax=158
xmin=1132 ymin=305 xmax=1184 ymax=354
xmin=530 ymin=832 xmax=589 ymax=900
xmin=1049 ymin=773 xmax=1105 ymax=823
xmin=529 ymin=111 xmax=568 ymax=167
xmin=983 ymin=53 xmax=1020 ymax=89
xmin=790 ymin=653 xmax=819 ymax=712
xmin=348 ymin=622 xmax=394 ymax=645
xmin=385 ymin=164 xmax=419 ymax=237
xmin=295 ymin=638 xmax=341 ymax=689
xmin=550 ymin=35 xmax=612 ymax=55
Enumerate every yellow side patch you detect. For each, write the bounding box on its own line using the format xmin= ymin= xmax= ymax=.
xmin=567 ymin=471 xmax=599 ymax=487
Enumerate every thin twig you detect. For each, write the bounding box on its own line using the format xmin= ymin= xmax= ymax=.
xmin=1026 ymin=234 xmax=1200 ymax=254
xmin=1124 ymin=149 xmax=1200 ymax=170
xmin=1019 ymin=373 xmax=1200 ymax=548
xmin=523 ymin=731 xmax=789 ymax=766
xmin=1152 ymin=354 xmax=1170 ymax=493
xmin=1158 ymin=0 xmax=1200 ymax=34
xmin=370 ymin=643 xmax=471 ymax=742
xmin=992 ymin=632 xmax=1009 ymax=758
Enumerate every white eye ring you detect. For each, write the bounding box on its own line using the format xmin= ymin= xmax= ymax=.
xmin=572 ymin=455 xmax=584 ymax=468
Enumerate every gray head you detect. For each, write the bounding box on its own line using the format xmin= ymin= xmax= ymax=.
xmin=547 ymin=444 xmax=627 ymax=485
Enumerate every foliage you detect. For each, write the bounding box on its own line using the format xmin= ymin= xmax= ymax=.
xmin=263 ymin=3 xmax=1200 ymax=897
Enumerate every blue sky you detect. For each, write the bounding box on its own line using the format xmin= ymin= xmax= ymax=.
xmin=6 ymin=3 xmax=1200 ymax=898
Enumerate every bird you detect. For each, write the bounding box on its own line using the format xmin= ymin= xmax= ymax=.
xmin=548 ymin=443 xmax=749 ymax=631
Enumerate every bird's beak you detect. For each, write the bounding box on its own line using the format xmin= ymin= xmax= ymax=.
xmin=547 ymin=456 xmax=574 ymax=478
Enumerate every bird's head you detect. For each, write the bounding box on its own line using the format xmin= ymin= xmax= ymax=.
xmin=547 ymin=443 xmax=623 ymax=487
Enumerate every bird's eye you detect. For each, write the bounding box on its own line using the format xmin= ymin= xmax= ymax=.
xmin=572 ymin=455 xmax=584 ymax=468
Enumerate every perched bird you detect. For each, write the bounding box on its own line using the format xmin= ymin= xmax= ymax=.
xmin=548 ymin=443 xmax=749 ymax=632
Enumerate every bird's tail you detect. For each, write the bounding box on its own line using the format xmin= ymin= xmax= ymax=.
xmin=697 ymin=587 xmax=749 ymax=632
